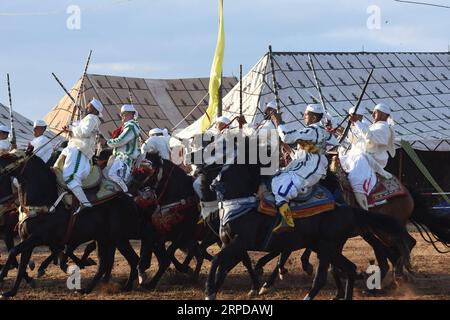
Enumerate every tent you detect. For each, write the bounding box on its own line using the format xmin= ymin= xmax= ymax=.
xmin=0 ymin=102 xmax=56 ymax=148
xmin=45 ymin=74 xmax=237 ymax=138
xmin=178 ymin=51 xmax=450 ymax=152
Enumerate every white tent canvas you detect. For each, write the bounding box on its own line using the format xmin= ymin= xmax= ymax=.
xmin=178 ymin=51 xmax=450 ymax=151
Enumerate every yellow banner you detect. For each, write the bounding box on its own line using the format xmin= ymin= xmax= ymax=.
xmin=201 ymin=0 xmax=225 ymax=133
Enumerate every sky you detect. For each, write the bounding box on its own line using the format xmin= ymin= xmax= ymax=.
xmin=0 ymin=0 xmax=449 ymax=121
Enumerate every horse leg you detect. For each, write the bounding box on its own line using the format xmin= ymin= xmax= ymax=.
xmin=0 ymin=236 xmax=37 ymax=283
xmin=241 ymin=251 xmax=259 ymax=297
xmin=331 ymin=265 xmax=345 ymax=300
xmin=3 ymin=213 xmax=18 ymax=270
xmin=304 ymin=242 xmax=333 ymax=300
xmin=80 ymin=241 xmax=113 ymax=294
xmin=362 ymin=233 xmax=390 ymax=281
xmin=116 ymin=241 xmax=139 ymax=291
xmin=101 ymin=248 xmax=115 ymax=283
xmin=254 ymin=251 xmax=279 ymax=278
xmin=330 ymin=253 xmax=357 ymax=300
xmin=167 ymin=237 xmax=193 ymax=275
xmin=142 ymin=242 xmax=171 ymax=290
xmin=191 ymin=243 xmax=204 ymax=283
xmin=80 ymin=241 xmax=97 ymax=267
xmin=199 ymin=229 xmax=219 ymax=261
xmin=259 ymin=251 xmax=290 ymax=295
xmin=277 ymin=250 xmax=291 ymax=280
xmin=301 ymin=248 xmax=314 ymax=276
xmin=0 ymin=246 xmax=34 ymax=298
xmin=137 ymin=238 xmax=153 ymax=285
xmin=38 ymin=251 xmax=59 ymax=278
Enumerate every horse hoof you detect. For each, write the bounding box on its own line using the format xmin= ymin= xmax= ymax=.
xmin=138 ymin=272 xmax=147 ymax=285
xmin=205 ymin=294 xmax=216 ymax=300
xmin=37 ymin=269 xmax=45 ymax=278
xmin=28 ymin=260 xmax=35 ymax=271
xmin=303 ymin=294 xmax=312 ymax=300
xmin=258 ymin=284 xmax=270 ymax=296
xmin=248 ymin=289 xmax=257 ymax=298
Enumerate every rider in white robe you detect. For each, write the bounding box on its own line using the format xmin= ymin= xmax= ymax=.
xmin=270 ymin=104 xmax=338 ymax=233
xmin=340 ymin=103 xmax=396 ymax=210
xmin=61 ymin=98 xmax=103 ymax=209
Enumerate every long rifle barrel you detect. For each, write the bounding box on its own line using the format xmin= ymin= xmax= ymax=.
xmin=6 ymin=74 xmax=16 ymax=148
xmin=339 ymin=69 xmax=374 ymax=143
xmin=70 ymin=50 xmax=93 ymax=124
xmin=51 ymin=72 xmax=76 ymax=103
xmin=308 ymin=54 xmax=327 ymax=111
xmin=268 ymin=45 xmax=280 ymax=111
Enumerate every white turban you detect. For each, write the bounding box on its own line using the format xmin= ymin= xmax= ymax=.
xmin=373 ymin=103 xmax=391 ymax=115
xmin=90 ymin=98 xmax=104 ymax=117
xmin=265 ymin=100 xmax=277 ymax=110
xmin=0 ymin=125 xmax=10 ymax=133
xmin=215 ymin=116 xmax=231 ymax=125
xmin=148 ymin=128 xmax=164 ymax=136
xmin=33 ymin=120 xmax=47 ymax=128
xmin=121 ymin=104 xmax=136 ymax=113
xmin=305 ymin=104 xmax=324 ymax=114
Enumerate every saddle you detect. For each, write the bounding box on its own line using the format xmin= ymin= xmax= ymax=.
xmin=53 ymin=154 xmax=122 ymax=208
xmin=331 ymin=156 xmax=406 ymax=208
xmin=258 ymin=185 xmax=335 ymax=219
xmin=150 ymin=197 xmax=198 ymax=236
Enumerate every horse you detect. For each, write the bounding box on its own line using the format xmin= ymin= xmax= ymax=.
xmin=203 ymin=153 xmax=411 ymax=300
xmin=0 ymin=151 xmax=153 ymax=298
xmin=129 ymin=152 xmax=213 ymax=288
xmin=294 ymin=155 xmax=450 ymax=288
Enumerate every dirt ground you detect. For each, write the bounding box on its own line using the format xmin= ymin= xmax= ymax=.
xmin=0 ymin=232 xmax=449 ymax=300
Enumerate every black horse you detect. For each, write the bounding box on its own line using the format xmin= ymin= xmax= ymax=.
xmin=0 ymin=152 xmax=153 ymax=298
xmin=203 ymin=158 xmax=411 ymax=300
xmin=129 ymin=152 xmax=212 ymax=288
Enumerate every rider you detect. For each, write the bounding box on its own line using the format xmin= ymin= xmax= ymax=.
xmin=141 ymin=127 xmax=171 ymax=161
xmin=270 ymin=104 xmax=338 ymax=233
xmin=106 ymin=104 xmax=141 ymax=193
xmin=61 ymin=98 xmax=103 ymax=208
xmin=340 ymin=103 xmax=396 ymax=210
xmin=0 ymin=125 xmax=11 ymax=155
xmin=28 ymin=120 xmax=54 ymax=165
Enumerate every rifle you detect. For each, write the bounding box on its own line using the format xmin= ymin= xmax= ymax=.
xmin=70 ymin=50 xmax=93 ymax=124
xmin=51 ymin=72 xmax=77 ymax=103
xmin=6 ymin=74 xmax=16 ymax=149
xmin=268 ymin=45 xmax=280 ymax=112
xmin=308 ymin=54 xmax=327 ymax=112
xmin=339 ymin=69 xmax=374 ymax=144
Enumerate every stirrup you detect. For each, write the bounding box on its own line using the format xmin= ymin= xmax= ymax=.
xmin=273 ymin=218 xmax=294 ymax=234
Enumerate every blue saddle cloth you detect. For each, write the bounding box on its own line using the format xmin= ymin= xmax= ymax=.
xmin=263 ymin=185 xmax=335 ymax=212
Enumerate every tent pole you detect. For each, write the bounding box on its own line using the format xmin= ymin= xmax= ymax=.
xmin=218 ymin=72 xmax=223 ymax=117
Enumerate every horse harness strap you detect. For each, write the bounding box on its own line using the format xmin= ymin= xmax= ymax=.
xmin=155 ymin=165 xmax=175 ymax=206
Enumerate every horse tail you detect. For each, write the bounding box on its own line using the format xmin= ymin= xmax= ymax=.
xmin=407 ymin=187 xmax=450 ymax=248
xmin=355 ymin=209 xmax=411 ymax=269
